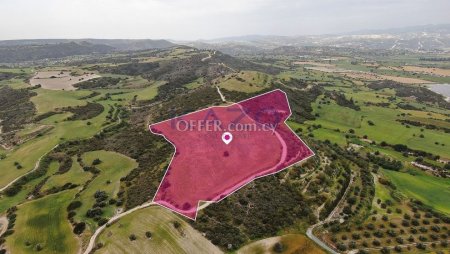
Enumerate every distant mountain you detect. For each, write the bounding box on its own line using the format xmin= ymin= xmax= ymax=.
xmin=179 ymin=24 xmax=450 ymax=54
xmin=348 ymin=24 xmax=450 ymax=35
xmin=80 ymin=39 xmax=177 ymax=51
xmin=0 ymin=39 xmax=177 ymax=63
xmin=0 ymin=42 xmax=114 ymax=63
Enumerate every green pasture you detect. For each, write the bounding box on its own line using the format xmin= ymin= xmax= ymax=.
xmin=96 ymin=206 xmax=221 ymax=254
xmin=382 ymin=169 xmax=450 ymax=215
xmin=6 ymin=190 xmax=79 ymax=254
xmin=74 ymin=150 xmax=137 ymax=230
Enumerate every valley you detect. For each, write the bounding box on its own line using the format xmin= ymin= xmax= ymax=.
xmin=0 ymin=37 xmax=449 ymax=254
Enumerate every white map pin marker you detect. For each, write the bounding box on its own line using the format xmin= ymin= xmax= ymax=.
xmin=222 ymin=132 xmax=233 ymax=145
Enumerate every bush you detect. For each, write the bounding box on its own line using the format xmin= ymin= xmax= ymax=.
xmin=92 ymin=158 xmax=102 ymax=165
xmin=73 ymin=222 xmax=86 ymax=235
xmin=272 ymin=242 xmax=285 ymax=253
xmin=98 ymin=218 xmax=109 ymax=226
xmin=67 ymin=200 xmax=82 ymax=211
xmin=129 ymin=234 xmax=137 ymax=241
xmin=86 ymin=208 xmax=103 ymax=218
xmin=145 ymin=231 xmax=152 ymax=239
xmin=381 ymin=247 xmax=390 ymax=254
xmin=337 ymin=243 xmax=347 ymax=251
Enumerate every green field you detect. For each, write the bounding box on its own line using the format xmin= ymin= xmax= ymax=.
xmin=96 ymin=206 xmax=222 ymax=254
xmin=218 ymin=71 xmax=271 ymax=93
xmin=41 ymin=156 xmax=92 ymax=192
xmin=0 ymin=100 xmax=110 ymax=189
xmin=0 ymin=161 xmax=60 ymax=213
xmin=382 ymin=169 xmax=450 ymax=215
xmin=307 ymin=95 xmax=450 ymax=158
xmin=31 ymin=89 xmax=91 ymax=114
xmin=6 ymin=190 xmax=79 ymax=254
xmin=74 ymin=150 xmax=137 ymax=230
xmin=110 ymin=81 xmax=165 ymax=101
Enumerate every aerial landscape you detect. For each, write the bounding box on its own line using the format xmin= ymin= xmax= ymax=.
xmin=0 ymin=0 xmax=449 ymax=254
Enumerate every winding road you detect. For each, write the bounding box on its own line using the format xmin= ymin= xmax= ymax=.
xmin=306 ymin=173 xmax=355 ymax=254
xmin=0 ymin=144 xmax=59 ymax=193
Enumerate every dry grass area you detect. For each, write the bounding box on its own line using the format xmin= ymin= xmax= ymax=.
xmin=30 ymin=71 xmax=100 ymax=90
xmin=342 ymin=72 xmax=433 ymax=84
xmin=237 ymin=234 xmax=325 ymax=254
xmin=0 ymin=215 xmax=8 ymax=236
xmin=402 ymin=66 xmax=450 ymax=77
xmin=293 ymin=61 xmax=336 ymax=68
xmin=96 ymin=206 xmax=222 ymax=254
xmin=217 ymin=71 xmax=271 ymax=93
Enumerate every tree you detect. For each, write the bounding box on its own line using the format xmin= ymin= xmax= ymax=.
xmin=92 ymin=158 xmax=102 ymax=165
xmin=145 ymin=231 xmax=152 ymax=239
xmin=73 ymin=222 xmax=86 ymax=235
xmin=381 ymin=247 xmax=390 ymax=254
xmin=272 ymin=242 xmax=285 ymax=253
xmin=67 ymin=200 xmax=82 ymax=211
xmin=129 ymin=234 xmax=137 ymax=241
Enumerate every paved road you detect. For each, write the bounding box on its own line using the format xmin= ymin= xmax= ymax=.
xmin=83 ymin=202 xmax=155 ymax=254
xmin=306 ymin=173 xmax=355 ymax=254
xmin=306 ymin=226 xmax=338 ymax=254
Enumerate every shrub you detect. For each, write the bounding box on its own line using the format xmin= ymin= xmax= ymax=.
xmin=73 ymin=222 xmax=86 ymax=235
xmin=67 ymin=201 xmax=82 ymax=211
xmin=273 ymin=242 xmax=285 ymax=253
xmin=381 ymin=247 xmax=390 ymax=254
xmin=337 ymin=243 xmax=347 ymax=251
xmin=98 ymin=218 xmax=109 ymax=226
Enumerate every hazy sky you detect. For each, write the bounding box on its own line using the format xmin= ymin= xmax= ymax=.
xmin=1 ymin=0 xmax=449 ymax=40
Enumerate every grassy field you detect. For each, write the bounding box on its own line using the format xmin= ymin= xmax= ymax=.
xmin=111 ymin=81 xmax=165 ymax=101
xmin=74 ymin=150 xmax=137 ymax=230
xmin=41 ymin=156 xmax=92 ymax=192
xmin=306 ymin=95 xmax=450 ymax=158
xmin=218 ymin=71 xmax=272 ymax=93
xmin=237 ymin=234 xmax=325 ymax=254
xmin=31 ymin=88 xmax=91 ymax=114
xmin=0 ymin=78 xmax=30 ymax=89
xmin=184 ymin=78 xmax=203 ymax=89
xmin=0 ymin=100 xmax=110 ymax=189
xmin=0 ymin=161 xmax=60 ymax=213
xmin=6 ymin=190 xmax=79 ymax=254
xmin=381 ymin=169 xmax=450 ymax=215
xmin=96 ymin=206 xmax=222 ymax=254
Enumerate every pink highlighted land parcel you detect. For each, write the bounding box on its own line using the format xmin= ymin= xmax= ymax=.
xmin=149 ymin=89 xmax=314 ymax=219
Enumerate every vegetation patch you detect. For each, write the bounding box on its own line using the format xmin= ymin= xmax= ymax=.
xmin=64 ymin=102 xmax=104 ymax=121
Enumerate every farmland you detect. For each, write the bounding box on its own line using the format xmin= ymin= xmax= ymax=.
xmin=6 ymin=190 xmax=79 ymax=254
xmin=96 ymin=206 xmax=222 ymax=254
xmin=0 ymin=43 xmax=449 ymax=254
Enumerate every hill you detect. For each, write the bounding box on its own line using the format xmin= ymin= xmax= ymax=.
xmin=0 ymin=39 xmax=176 ymax=63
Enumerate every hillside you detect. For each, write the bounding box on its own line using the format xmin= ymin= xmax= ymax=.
xmin=0 ymin=39 xmax=176 ymax=63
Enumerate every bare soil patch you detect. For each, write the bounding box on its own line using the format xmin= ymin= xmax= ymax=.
xmin=402 ymin=66 xmax=450 ymax=76
xmin=342 ymin=72 xmax=433 ymax=84
xmin=30 ymin=71 xmax=100 ymax=90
